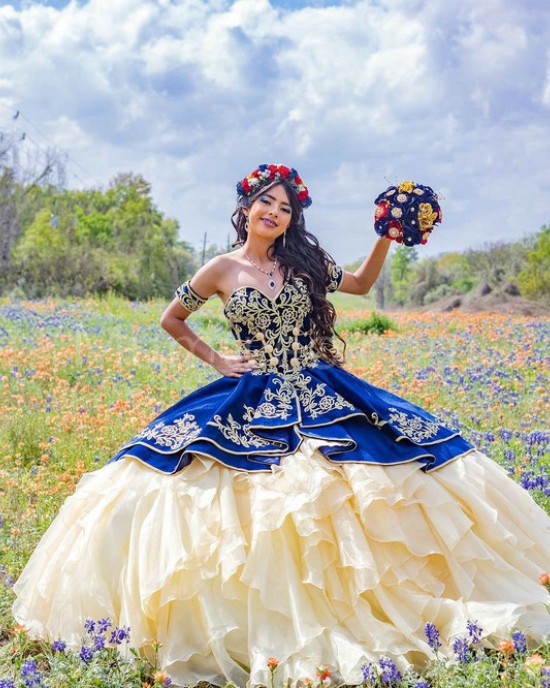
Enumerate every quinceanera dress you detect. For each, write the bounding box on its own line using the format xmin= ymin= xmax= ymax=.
xmin=13 ymin=266 xmax=550 ymax=687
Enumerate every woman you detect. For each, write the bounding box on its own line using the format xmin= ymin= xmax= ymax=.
xmin=13 ymin=164 xmax=550 ymax=687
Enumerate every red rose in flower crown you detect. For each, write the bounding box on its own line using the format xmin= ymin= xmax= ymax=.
xmin=373 ymin=181 xmax=441 ymax=246
xmin=236 ymin=164 xmax=312 ymax=208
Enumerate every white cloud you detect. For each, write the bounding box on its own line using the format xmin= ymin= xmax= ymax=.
xmin=0 ymin=0 xmax=549 ymax=264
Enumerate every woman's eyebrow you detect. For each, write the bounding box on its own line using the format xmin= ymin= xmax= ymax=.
xmin=262 ymin=193 xmax=291 ymax=206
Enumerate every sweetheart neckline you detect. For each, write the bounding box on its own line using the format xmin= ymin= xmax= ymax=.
xmin=222 ymin=282 xmax=296 ymax=312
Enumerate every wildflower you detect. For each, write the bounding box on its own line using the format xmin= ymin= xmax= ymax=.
xmin=539 ymin=572 xmax=550 ymax=587
xmin=79 ymin=645 xmax=94 ymax=665
xmin=361 ymin=661 xmax=376 ymax=683
xmin=51 ymin=638 xmax=66 ymax=652
xmin=424 ymin=622 xmax=441 ymax=652
xmin=497 ymin=639 xmax=514 ymax=655
xmin=9 ymin=624 xmax=27 ymax=636
xmin=152 ymin=670 xmax=172 ymax=686
xmin=466 ymin=619 xmax=483 ymax=644
xmin=20 ymin=658 xmax=41 ymax=687
xmin=93 ymin=633 xmax=106 ymax=651
xmin=84 ymin=618 xmax=95 ymax=634
xmin=302 ymin=679 xmax=314 ymax=687
xmin=0 ymin=564 xmax=13 ymax=588
xmin=266 ymin=658 xmax=279 ymax=670
xmin=378 ymin=657 xmax=401 ymax=684
xmin=524 ymin=653 xmax=545 ymax=672
xmin=0 ymin=679 xmax=16 ymax=688
xmin=316 ymin=665 xmax=331 ymax=681
xmin=512 ymin=630 xmax=527 ymax=653
xmin=453 ymin=637 xmax=469 ymax=664
xmin=542 ymin=667 xmax=550 ymax=688
xmin=110 ymin=625 xmax=131 ymax=645
xmin=415 ymin=681 xmax=430 ymax=688
xmin=96 ymin=617 xmax=112 ymax=633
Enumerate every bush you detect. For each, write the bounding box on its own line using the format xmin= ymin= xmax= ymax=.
xmin=341 ymin=312 xmax=398 ymax=336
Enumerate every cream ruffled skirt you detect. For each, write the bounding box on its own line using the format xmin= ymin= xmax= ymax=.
xmin=13 ymin=440 xmax=550 ymax=687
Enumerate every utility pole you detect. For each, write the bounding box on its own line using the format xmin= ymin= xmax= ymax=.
xmin=201 ymin=232 xmax=207 ymax=266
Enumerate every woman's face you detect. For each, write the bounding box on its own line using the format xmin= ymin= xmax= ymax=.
xmin=244 ymin=183 xmax=292 ymax=242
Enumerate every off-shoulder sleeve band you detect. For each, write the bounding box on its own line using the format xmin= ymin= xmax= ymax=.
xmin=326 ymin=263 xmax=344 ymax=293
xmin=175 ymin=281 xmax=208 ymax=312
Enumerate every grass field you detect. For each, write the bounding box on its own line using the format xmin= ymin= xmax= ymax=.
xmin=0 ymin=295 xmax=549 ymax=687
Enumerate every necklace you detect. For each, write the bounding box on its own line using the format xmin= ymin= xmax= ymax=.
xmin=243 ymin=249 xmax=278 ymax=290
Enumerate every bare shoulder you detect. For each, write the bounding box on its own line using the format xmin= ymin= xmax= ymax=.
xmin=189 ymin=251 xmax=242 ymax=298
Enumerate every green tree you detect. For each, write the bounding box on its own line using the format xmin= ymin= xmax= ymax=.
xmin=390 ymin=245 xmax=418 ymax=306
xmin=518 ymin=225 xmax=550 ymax=302
xmin=9 ymin=173 xmax=197 ymax=299
xmin=463 ymin=241 xmax=528 ymax=287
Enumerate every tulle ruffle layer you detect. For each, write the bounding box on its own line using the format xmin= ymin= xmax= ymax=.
xmin=13 ymin=441 xmax=550 ymax=687
xmin=109 ymin=362 xmax=473 ymax=473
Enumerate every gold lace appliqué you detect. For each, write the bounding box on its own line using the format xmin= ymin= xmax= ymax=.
xmin=387 ymin=407 xmax=441 ymax=442
xmin=132 ymin=413 xmax=202 ymax=450
xmin=224 ymin=280 xmax=320 ymax=374
xmin=209 ymin=408 xmax=274 ymax=449
xmin=326 ymin=263 xmax=344 ymax=293
xmin=175 ymin=281 xmax=208 ymax=312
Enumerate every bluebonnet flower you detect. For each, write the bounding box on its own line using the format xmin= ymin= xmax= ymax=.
xmin=96 ymin=617 xmax=112 ymax=633
xmin=79 ymin=645 xmax=94 ymax=665
xmin=415 ymin=681 xmax=430 ymax=688
xmin=0 ymin=679 xmax=16 ymax=688
xmin=453 ymin=637 xmax=469 ymax=664
xmin=0 ymin=564 xmax=14 ymax=588
xmin=20 ymin=659 xmax=41 ymax=687
xmin=51 ymin=638 xmax=66 ymax=652
xmin=542 ymin=667 xmax=550 ymax=688
xmin=378 ymin=657 xmax=402 ymax=684
xmin=512 ymin=630 xmax=527 ymax=654
xmin=466 ymin=620 xmax=483 ymax=644
xmin=424 ymin=622 xmax=441 ymax=652
xmin=361 ymin=661 xmax=376 ymax=684
xmin=109 ymin=625 xmax=131 ymax=645
xmin=83 ymin=618 xmax=95 ymax=634
xmin=93 ymin=634 xmax=106 ymax=651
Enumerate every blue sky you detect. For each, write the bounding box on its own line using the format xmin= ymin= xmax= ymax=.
xmin=1 ymin=0 xmax=549 ymax=263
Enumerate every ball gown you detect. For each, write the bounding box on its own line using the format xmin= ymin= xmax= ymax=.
xmin=12 ymin=268 xmax=550 ymax=687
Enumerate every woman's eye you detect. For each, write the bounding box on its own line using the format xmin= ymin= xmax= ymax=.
xmin=259 ymin=196 xmax=270 ymax=204
xmin=282 ymin=207 xmax=291 ymax=214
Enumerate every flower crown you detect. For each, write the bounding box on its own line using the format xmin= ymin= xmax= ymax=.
xmin=374 ymin=181 xmax=442 ymax=246
xmin=236 ymin=164 xmax=312 ymax=208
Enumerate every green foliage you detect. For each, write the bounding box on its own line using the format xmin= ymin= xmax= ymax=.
xmin=518 ymin=225 xmax=550 ymax=302
xmin=6 ymin=173 xmax=197 ymax=299
xmin=390 ymin=245 xmax=418 ymax=306
xmin=463 ymin=240 xmax=529 ymax=287
xmin=341 ymin=311 xmax=398 ymax=335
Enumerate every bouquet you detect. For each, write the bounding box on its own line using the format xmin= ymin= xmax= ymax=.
xmin=374 ymin=181 xmax=441 ymax=246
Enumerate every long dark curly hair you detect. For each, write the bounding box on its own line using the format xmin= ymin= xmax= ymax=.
xmin=231 ymin=180 xmax=345 ymax=366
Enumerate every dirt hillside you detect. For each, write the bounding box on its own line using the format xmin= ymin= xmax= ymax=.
xmin=422 ymin=283 xmax=550 ymax=316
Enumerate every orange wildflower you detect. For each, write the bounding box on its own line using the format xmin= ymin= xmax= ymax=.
xmin=497 ymin=639 xmax=514 ymax=655
xmin=266 ymin=657 xmax=279 ymax=670
xmin=317 ymin=665 xmax=331 ymax=681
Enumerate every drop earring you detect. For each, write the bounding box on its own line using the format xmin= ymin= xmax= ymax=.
xmin=244 ymin=219 xmax=249 ymax=232
xmin=283 ymin=231 xmax=287 ymax=248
